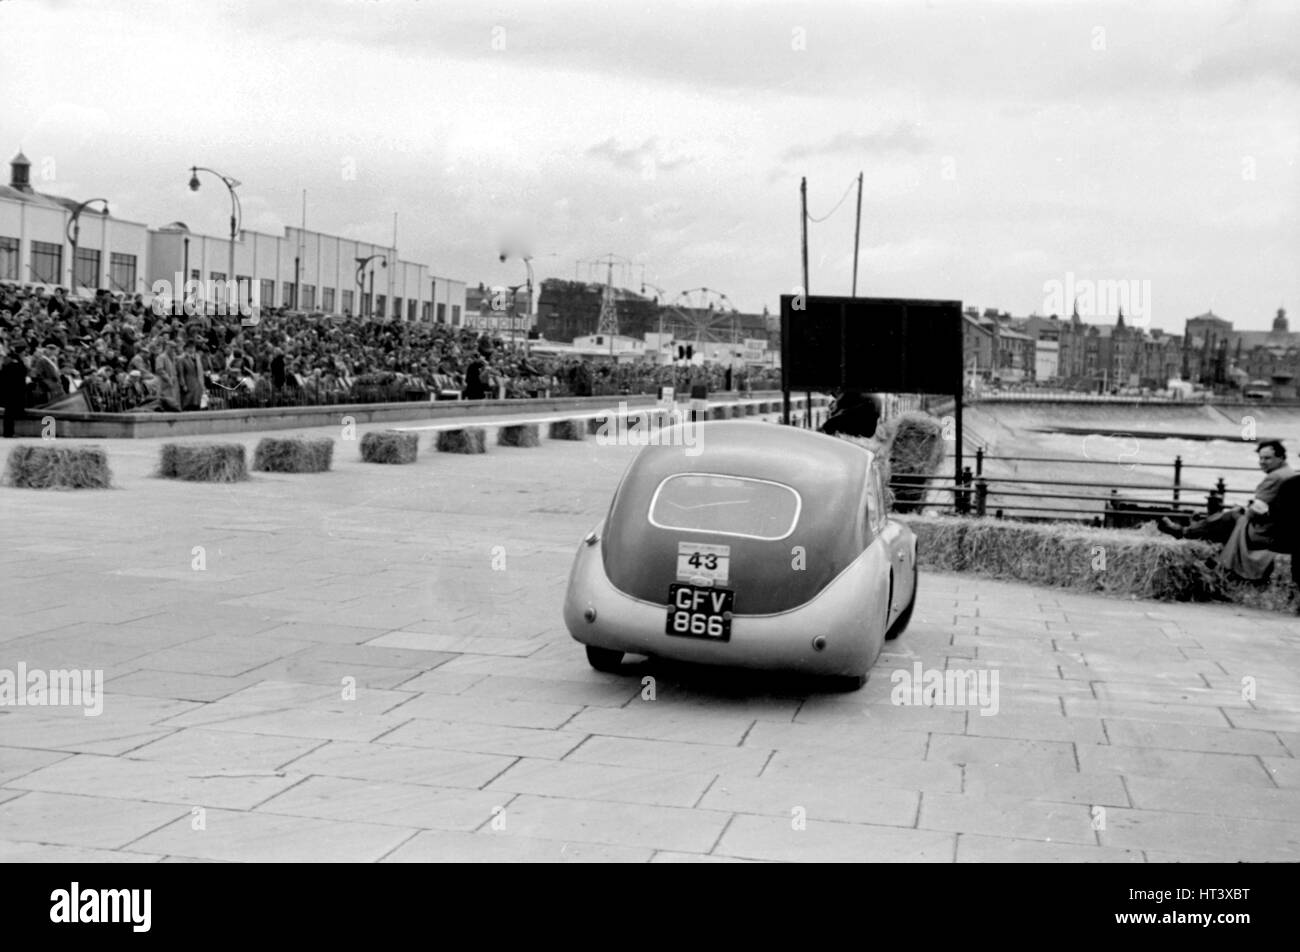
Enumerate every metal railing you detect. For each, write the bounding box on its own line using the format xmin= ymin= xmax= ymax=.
xmin=892 ymin=446 xmax=1264 ymax=527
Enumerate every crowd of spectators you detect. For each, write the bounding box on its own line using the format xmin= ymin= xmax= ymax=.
xmin=0 ymin=283 xmax=781 ymax=423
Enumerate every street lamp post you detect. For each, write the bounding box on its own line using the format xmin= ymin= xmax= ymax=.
xmin=65 ymin=198 xmax=110 ymax=293
xmin=188 ymin=166 xmax=242 ymax=313
xmin=355 ymin=254 xmax=387 ymax=319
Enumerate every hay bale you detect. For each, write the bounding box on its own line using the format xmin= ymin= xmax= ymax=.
xmin=548 ymin=419 xmax=587 ymax=441
xmin=5 ymin=444 xmax=112 ymax=489
xmin=587 ymin=415 xmax=610 ymax=435
xmin=709 ymin=405 xmax=729 ymax=420
xmin=743 ymin=402 xmax=758 ymax=416
xmin=497 ymin=423 xmax=540 ymax=448
xmin=360 ymin=430 xmax=419 ymax=464
xmin=436 ymin=428 xmax=487 ymax=454
xmin=159 ymin=443 xmax=247 ymax=482
xmin=898 ymin=515 xmax=1241 ymax=603
xmin=252 ymin=437 xmax=334 ymax=473
xmin=881 ymin=412 xmax=945 ymax=513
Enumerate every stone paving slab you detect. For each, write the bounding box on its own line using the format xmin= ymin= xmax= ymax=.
xmin=2 ymin=420 xmax=1299 ymax=861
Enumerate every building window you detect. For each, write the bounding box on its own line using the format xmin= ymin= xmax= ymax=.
xmin=74 ymin=247 xmax=100 ymax=290
xmin=437 ymin=302 xmax=446 ymax=323
xmin=452 ymin=304 xmax=461 ymax=325
xmin=107 ymin=252 xmax=136 ymax=294
xmin=394 ymin=296 xmax=403 ymax=321
xmin=376 ymin=294 xmax=386 ymax=317
xmin=408 ymin=299 xmax=418 ymax=322
xmin=31 ymin=241 xmax=62 ymax=285
xmin=302 ymin=284 xmax=316 ymax=310
xmin=191 ymin=268 xmax=201 ymax=282
xmin=236 ymin=275 xmax=252 ymax=307
xmin=322 ymin=287 xmax=335 ymax=312
xmin=342 ymin=289 xmax=354 ymax=315
xmin=283 ymin=282 xmax=296 ymax=310
xmin=0 ymin=236 xmax=18 ymax=280
xmin=260 ymin=279 xmax=275 ymax=308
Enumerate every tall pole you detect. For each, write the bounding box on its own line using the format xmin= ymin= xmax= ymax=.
xmin=800 ymin=177 xmax=811 ymax=427
xmin=390 ymin=211 xmax=397 ymax=321
xmin=228 ymin=196 xmax=236 ymax=313
xmin=851 ymin=171 xmax=863 ymax=297
xmin=296 ymin=189 xmax=305 ymax=312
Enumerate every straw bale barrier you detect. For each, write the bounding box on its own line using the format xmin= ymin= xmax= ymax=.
xmin=159 ymin=443 xmax=247 ymax=482
xmin=436 ymin=428 xmax=487 ymax=454
xmin=253 ymin=437 xmax=334 ymax=473
xmin=898 ymin=514 xmax=1299 ymax=609
xmin=548 ymin=419 xmax=587 ymax=441
xmin=360 ymin=430 xmax=419 ymax=464
xmin=5 ymin=444 xmax=112 ymax=489
xmin=497 ymin=423 xmax=541 ymax=448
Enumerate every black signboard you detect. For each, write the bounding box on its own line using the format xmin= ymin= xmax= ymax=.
xmin=780 ymin=295 xmax=962 ymax=394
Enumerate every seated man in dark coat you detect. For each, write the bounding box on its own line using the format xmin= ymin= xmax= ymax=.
xmin=1159 ymin=440 xmax=1295 ymax=579
xmin=820 ymin=391 xmax=883 ymax=440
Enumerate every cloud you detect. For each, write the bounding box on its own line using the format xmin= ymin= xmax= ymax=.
xmin=584 ymin=137 xmax=693 ymax=173
xmin=782 ymin=123 xmax=930 ymax=162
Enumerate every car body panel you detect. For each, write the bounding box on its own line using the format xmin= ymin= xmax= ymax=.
xmin=565 ymin=420 xmax=918 ymax=677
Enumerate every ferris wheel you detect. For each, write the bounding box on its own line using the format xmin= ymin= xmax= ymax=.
xmin=667 ymin=287 xmax=739 ymax=343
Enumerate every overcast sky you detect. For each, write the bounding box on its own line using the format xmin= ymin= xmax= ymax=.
xmin=2 ymin=0 xmax=1295 ymax=330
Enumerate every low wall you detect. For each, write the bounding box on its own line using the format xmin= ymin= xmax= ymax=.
xmin=899 ymin=513 xmax=1296 ymax=612
xmin=11 ymin=391 xmax=828 ymax=440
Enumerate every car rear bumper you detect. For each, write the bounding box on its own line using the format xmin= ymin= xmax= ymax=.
xmin=563 ymin=538 xmax=890 ymax=677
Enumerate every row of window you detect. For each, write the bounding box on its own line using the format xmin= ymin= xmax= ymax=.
xmin=2 ymin=237 xmax=462 ymax=323
xmin=0 ymin=237 xmax=138 ymax=292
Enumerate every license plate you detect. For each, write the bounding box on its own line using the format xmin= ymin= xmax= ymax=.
xmin=666 ymin=584 xmax=734 ymax=641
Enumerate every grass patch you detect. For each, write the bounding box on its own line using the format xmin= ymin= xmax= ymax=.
xmin=5 ymin=444 xmax=112 ymax=489
xmin=159 ymin=443 xmax=248 ymax=482
xmin=497 ymin=423 xmax=541 ymax=448
xmin=360 ymin=430 xmax=419 ymax=464
xmin=252 ymin=437 xmax=334 ymax=473
xmin=436 ymin=428 xmax=486 ymax=454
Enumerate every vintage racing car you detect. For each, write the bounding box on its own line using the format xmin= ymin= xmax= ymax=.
xmin=563 ymin=420 xmax=918 ymax=690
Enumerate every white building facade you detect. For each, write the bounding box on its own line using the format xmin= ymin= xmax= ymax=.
xmin=1 ymin=149 xmax=466 ymax=325
xmin=1 ymin=152 xmax=151 ymax=296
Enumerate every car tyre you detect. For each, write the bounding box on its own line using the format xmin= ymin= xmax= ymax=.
xmin=885 ymin=561 xmax=917 ymax=641
xmin=828 ymin=673 xmax=867 ymax=692
xmin=585 ymin=645 xmax=625 ymax=673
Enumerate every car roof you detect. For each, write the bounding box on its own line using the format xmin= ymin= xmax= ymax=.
xmin=619 ymin=421 xmax=874 ymax=513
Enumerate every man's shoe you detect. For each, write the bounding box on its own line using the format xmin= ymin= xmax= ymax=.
xmin=1156 ymin=517 xmax=1184 ymax=538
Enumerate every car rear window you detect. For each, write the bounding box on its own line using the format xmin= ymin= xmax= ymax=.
xmin=648 ymin=473 xmax=801 ymax=540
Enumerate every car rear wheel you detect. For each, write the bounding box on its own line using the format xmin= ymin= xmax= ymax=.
xmin=885 ymin=561 xmax=917 ymax=641
xmin=827 ymin=673 xmax=867 ymax=692
xmin=585 ymin=645 xmax=625 ymax=673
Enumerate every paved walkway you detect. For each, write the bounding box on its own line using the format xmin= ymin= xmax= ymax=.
xmin=1 ymin=420 xmax=1298 ymax=862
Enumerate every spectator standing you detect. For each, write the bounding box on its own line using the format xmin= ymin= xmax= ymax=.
xmin=179 ymin=340 xmax=205 ymax=410
xmin=1 ymin=341 xmax=28 ymax=437
xmin=30 ymin=341 xmax=65 ymax=406
xmin=152 ymin=338 xmax=182 ymax=412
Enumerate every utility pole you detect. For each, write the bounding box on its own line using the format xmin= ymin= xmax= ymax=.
xmin=800 ymin=176 xmax=811 ymax=427
xmin=851 ymin=171 xmax=863 ymax=296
